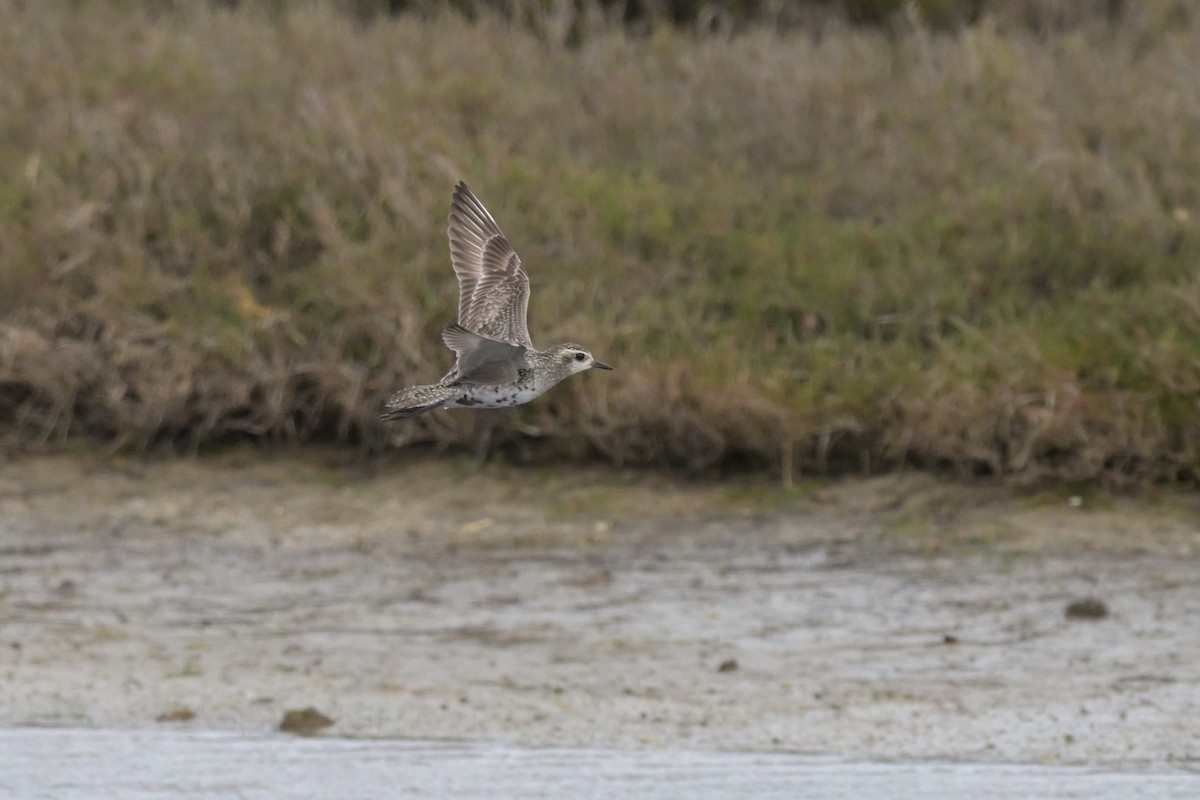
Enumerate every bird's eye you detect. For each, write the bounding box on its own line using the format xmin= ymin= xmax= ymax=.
xmin=574 ymin=352 xmax=587 ymax=362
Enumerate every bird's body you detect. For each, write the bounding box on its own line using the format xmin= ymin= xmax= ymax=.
xmin=382 ymin=182 xmax=611 ymax=421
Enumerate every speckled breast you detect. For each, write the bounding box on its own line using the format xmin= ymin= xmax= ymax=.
xmin=447 ymin=383 xmax=544 ymax=410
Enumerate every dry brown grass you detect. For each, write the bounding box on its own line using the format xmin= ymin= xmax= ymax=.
xmin=1 ymin=0 xmax=1199 ymax=485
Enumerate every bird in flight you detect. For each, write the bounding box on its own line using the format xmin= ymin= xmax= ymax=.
xmin=381 ymin=182 xmax=612 ymax=421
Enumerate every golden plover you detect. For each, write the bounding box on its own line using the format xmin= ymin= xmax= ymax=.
xmin=381 ymin=182 xmax=613 ymax=421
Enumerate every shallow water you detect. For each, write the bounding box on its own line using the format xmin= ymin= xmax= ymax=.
xmin=3 ymin=727 xmax=1198 ymax=800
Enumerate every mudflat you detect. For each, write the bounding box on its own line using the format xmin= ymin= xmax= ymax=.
xmin=1 ymin=453 xmax=1198 ymax=765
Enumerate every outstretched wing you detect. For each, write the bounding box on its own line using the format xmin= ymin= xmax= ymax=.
xmin=447 ymin=182 xmax=533 ymax=348
xmin=441 ymin=323 xmax=527 ymax=385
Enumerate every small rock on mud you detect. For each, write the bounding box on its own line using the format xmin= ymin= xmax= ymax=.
xmin=1065 ymin=597 xmax=1109 ymax=620
xmin=156 ymin=706 xmax=196 ymax=723
xmin=279 ymin=706 xmax=334 ymax=735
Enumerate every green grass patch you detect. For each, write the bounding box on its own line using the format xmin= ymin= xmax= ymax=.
xmin=1 ymin=1 xmax=1199 ymax=486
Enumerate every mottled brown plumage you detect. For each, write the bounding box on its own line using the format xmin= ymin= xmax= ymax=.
xmin=382 ymin=182 xmax=612 ymax=422
xmin=447 ymin=182 xmax=532 ymax=347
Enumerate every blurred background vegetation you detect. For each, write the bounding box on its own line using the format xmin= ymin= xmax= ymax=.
xmin=1 ymin=0 xmax=1198 ymax=485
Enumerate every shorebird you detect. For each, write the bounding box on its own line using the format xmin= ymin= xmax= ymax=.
xmin=381 ymin=182 xmax=613 ymax=421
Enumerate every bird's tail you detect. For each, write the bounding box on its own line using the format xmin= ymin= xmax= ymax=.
xmin=380 ymin=384 xmax=457 ymax=421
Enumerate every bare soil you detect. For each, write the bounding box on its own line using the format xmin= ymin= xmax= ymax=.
xmin=1 ymin=453 xmax=1198 ymax=765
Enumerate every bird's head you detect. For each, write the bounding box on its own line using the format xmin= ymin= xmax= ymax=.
xmin=551 ymin=344 xmax=614 ymax=376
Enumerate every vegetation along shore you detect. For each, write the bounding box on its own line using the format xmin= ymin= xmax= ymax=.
xmin=1 ymin=1 xmax=1197 ymax=486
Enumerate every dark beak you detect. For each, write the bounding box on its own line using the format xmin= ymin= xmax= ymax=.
xmin=592 ymin=360 xmax=614 ymax=370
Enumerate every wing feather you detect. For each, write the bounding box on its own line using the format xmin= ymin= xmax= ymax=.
xmin=446 ymin=182 xmax=533 ymax=347
xmin=441 ymin=322 xmax=526 ymax=385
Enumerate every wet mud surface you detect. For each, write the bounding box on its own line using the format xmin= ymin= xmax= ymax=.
xmin=1 ymin=454 xmax=1198 ymax=765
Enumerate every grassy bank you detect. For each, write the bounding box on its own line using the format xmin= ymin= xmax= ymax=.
xmin=1 ymin=1 xmax=1198 ymax=484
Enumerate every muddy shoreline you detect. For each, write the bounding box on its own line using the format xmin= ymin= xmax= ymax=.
xmin=2 ymin=454 xmax=1198 ymax=765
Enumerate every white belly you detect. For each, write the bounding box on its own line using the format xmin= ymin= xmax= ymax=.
xmin=446 ymin=385 xmax=544 ymax=410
